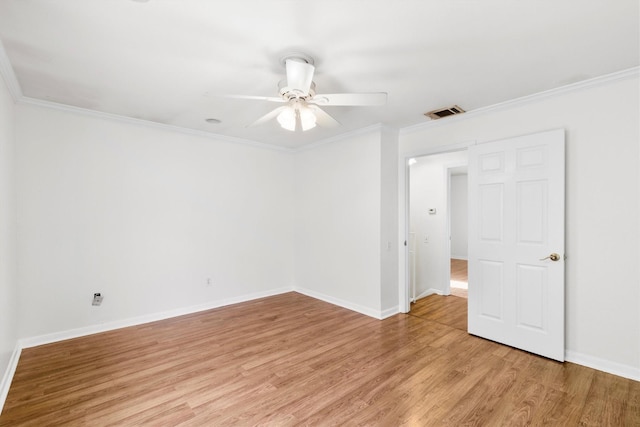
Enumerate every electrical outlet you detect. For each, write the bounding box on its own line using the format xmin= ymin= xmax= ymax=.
xmin=92 ymin=293 xmax=103 ymax=306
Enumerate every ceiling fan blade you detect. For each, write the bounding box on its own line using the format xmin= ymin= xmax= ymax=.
xmin=308 ymin=105 xmax=340 ymax=128
xmin=214 ymin=94 xmax=285 ymax=103
xmin=247 ymin=106 xmax=288 ymax=127
xmin=309 ymin=92 xmax=387 ymax=106
xmin=286 ymin=59 xmax=314 ymax=95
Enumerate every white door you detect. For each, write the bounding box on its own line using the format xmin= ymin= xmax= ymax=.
xmin=468 ymin=129 xmax=565 ymax=361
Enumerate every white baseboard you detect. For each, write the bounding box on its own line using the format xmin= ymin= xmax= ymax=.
xmin=412 ymin=288 xmax=444 ymax=302
xmin=565 ymin=350 xmax=640 ymax=381
xmin=6 ymin=287 xmax=638 ymax=417
xmin=20 ymin=287 xmax=294 ymax=349
xmin=380 ymin=306 xmax=400 ymax=319
xmin=0 ymin=343 xmax=21 ymax=415
xmin=451 ymin=256 xmax=468 ymax=261
xmin=294 ymin=287 xmax=395 ymax=320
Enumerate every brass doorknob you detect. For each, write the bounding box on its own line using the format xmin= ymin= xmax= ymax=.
xmin=540 ymin=253 xmax=560 ymax=261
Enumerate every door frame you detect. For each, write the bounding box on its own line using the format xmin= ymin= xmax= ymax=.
xmin=399 ymin=141 xmax=473 ymax=313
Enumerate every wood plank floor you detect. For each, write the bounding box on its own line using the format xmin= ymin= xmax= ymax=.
xmin=450 ymin=258 xmax=468 ymax=283
xmin=410 ymin=293 xmax=468 ymax=332
xmin=2 ymin=292 xmax=638 ymax=426
xmin=450 ymin=258 xmax=468 ymax=299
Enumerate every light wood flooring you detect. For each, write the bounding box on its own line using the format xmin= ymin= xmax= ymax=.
xmin=2 ymin=292 xmax=638 ymax=426
xmin=450 ymin=258 xmax=468 ymax=299
xmin=410 ymin=293 xmax=468 ymax=332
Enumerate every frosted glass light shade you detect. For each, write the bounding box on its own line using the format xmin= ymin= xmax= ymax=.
xmin=277 ymin=107 xmax=296 ymax=131
xmin=299 ymin=106 xmax=317 ymax=131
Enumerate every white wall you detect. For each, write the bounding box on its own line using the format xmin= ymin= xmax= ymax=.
xmin=409 ymin=151 xmax=466 ymax=297
xmin=0 ymin=69 xmax=17 ymax=400
xmin=15 ymin=103 xmax=295 ymax=339
xmin=400 ymin=74 xmax=640 ymax=377
xmin=450 ymin=174 xmax=468 ymax=259
xmin=294 ymin=131 xmax=382 ymax=315
xmin=293 ymin=127 xmax=399 ymax=317
xmin=13 ymin=103 xmax=399 ymax=342
xmin=4 ymin=68 xmax=637 ymax=390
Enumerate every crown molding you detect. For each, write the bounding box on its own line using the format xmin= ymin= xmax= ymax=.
xmin=401 ymin=66 xmax=640 ymax=136
xmin=17 ymin=95 xmax=395 ymax=154
xmin=0 ymin=40 xmax=292 ymax=153
xmin=292 ymin=123 xmax=391 ymax=153
xmin=0 ymin=36 xmax=391 ymax=153
xmin=18 ymin=97 xmax=292 ymax=153
xmin=0 ymin=39 xmax=22 ymax=101
xmin=3 ymin=30 xmax=635 ymax=151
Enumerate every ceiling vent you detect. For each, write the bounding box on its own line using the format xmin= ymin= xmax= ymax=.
xmin=424 ymin=105 xmax=465 ymax=120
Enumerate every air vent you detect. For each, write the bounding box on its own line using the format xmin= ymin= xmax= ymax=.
xmin=424 ymin=105 xmax=465 ymax=120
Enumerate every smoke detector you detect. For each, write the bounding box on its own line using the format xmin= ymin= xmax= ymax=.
xmin=424 ymin=105 xmax=465 ymax=120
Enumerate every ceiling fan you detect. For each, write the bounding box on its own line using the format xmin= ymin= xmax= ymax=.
xmin=223 ymin=53 xmax=387 ymax=132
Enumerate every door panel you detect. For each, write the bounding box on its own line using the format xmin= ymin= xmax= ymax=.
xmin=517 ymin=180 xmax=547 ymax=244
xmin=516 ymin=263 xmax=546 ymax=330
xmin=479 ymin=260 xmax=504 ymax=320
xmin=479 ymin=184 xmax=504 ymax=242
xmin=468 ymin=129 xmax=565 ymax=361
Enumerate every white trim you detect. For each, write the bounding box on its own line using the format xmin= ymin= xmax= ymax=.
xmin=451 ymin=256 xmax=468 ymax=261
xmin=2 ymin=288 xmax=637 ymax=415
xmin=19 ymin=287 xmax=293 ymax=349
xmin=2 ymin=29 xmax=635 ymax=154
xmin=404 ymin=141 xmax=474 ymax=160
xmin=565 ymin=350 xmax=640 ymax=382
xmin=399 ymin=143 xmax=474 ymax=313
xmin=399 ymin=153 xmax=411 ymax=313
xmin=401 ymin=67 xmax=640 ymax=136
xmin=1 ymin=29 xmax=636 ymax=153
xmin=17 ymin=97 xmax=291 ymax=153
xmin=291 ymin=123 xmax=388 ymax=153
xmin=295 ymin=287 xmax=387 ymax=320
xmin=16 ymin=96 xmax=396 ymax=154
xmin=417 ymin=288 xmax=444 ymax=299
xmin=0 ymin=39 xmax=22 ymax=101
xmin=0 ymin=343 xmax=22 ymax=414
xmin=380 ymin=306 xmax=400 ymax=320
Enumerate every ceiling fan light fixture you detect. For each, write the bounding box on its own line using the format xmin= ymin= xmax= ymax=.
xmin=277 ymin=108 xmax=296 ymax=131
xmin=227 ymin=54 xmax=384 ymax=131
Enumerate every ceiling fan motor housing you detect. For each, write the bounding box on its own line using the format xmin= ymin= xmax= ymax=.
xmin=278 ymin=80 xmax=316 ymax=100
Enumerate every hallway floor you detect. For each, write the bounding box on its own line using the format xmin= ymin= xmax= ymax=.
xmin=450 ymin=258 xmax=468 ymax=298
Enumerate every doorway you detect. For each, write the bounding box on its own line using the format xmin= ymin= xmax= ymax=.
xmin=402 ymin=129 xmax=565 ymax=360
xmin=407 ymin=151 xmax=468 ymax=309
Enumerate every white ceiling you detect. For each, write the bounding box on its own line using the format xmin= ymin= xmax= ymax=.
xmin=0 ymin=0 xmax=638 ymax=149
